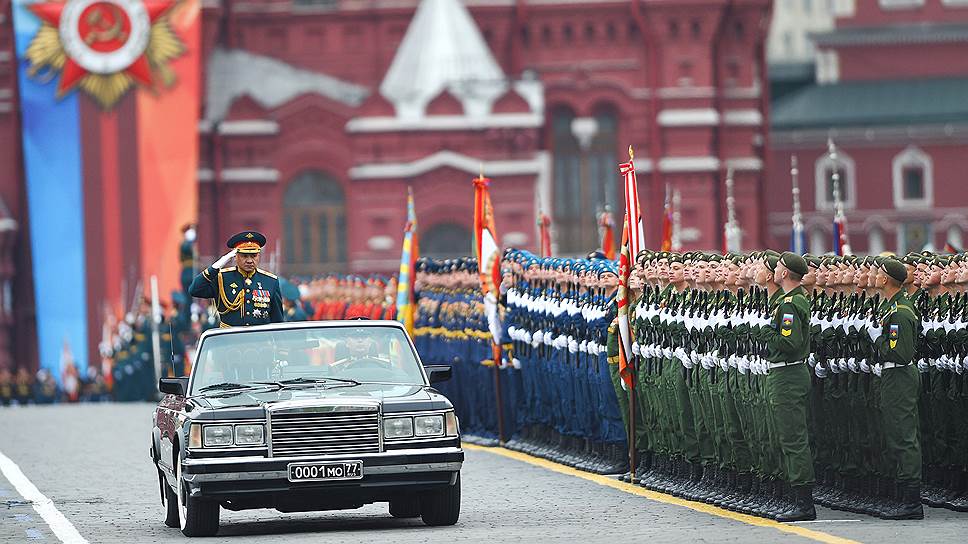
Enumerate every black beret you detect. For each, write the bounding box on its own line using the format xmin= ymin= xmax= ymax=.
xmin=780 ymin=251 xmax=808 ymax=276
xmin=881 ymin=258 xmax=907 ymax=284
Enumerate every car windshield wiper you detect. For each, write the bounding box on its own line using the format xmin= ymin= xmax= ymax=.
xmin=260 ymin=377 xmax=361 ymax=388
xmin=194 ymin=382 xmax=278 ymax=396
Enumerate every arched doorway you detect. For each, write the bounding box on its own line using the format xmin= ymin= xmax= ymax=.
xmin=550 ymin=104 xmax=619 ymax=255
xmin=282 ymin=171 xmax=346 ymax=276
xmin=422 ymin=222 xmax=472 ymax=259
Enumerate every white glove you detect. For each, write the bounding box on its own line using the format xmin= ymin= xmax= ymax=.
xmin=859 ymin=360 xmax=871 ymax=373
xmin=917 ymin=359 xmax=929 ymax=373
xmin=212 ymin=249 xmax=237 ymax=269
xmin=867 ymin=326 xmax=882 ymax=342
xmin=511 ymin=358 xmax=522 ymax=370
xmin=814 ymin=363 xmax=828 ymax=379
xmin=872 ymin=363 xmax=882 ymax=377
xmin=631 ymin=343 xmax=641 ymax=356
xmin=568 ymin=339 xmax=579 ymax=354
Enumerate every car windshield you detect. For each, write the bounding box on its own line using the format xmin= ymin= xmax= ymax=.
xmin=190 ymin=325 xmax=425 ymax=395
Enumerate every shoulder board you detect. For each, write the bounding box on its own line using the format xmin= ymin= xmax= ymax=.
xmin=219 ymin=266 xmax=236 ymax=273
xmin=256 ymin=268 xmax=278 ymax=279
xmin=784 ymin=296 xmax=793 ymax=303
xmin=894 ymin=303 xmax=917 ymax=317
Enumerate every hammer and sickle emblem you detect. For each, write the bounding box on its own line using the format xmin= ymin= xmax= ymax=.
xmin=83 ymin=4 xmax=128 ymax=46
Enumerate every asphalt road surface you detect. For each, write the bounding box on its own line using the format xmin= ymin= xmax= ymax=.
xmin=0 ymin=403 xmax=965 ymax=544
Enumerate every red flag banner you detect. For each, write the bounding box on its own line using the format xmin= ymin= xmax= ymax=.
xmin=616 ymin=219 xmax=633 ymax=387
xmin=599 ymin=209 xmax=615 ymax=260
xmin=537 ymin=211 xmax=552 ymax=258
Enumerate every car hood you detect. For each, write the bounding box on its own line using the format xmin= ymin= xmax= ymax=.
xmin=187 ymin=383 xmax=452 ymax=420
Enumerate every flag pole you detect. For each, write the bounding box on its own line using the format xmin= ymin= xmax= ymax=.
xmin=791 ymin=155 xmax=805 ymax=254
xmin=828 ymin=139 xmax=852 ymax=255
xmin=672 ymin=189 xmax=682 ymax=252
xmin=626 ymin=145 xmax=637 ymax=482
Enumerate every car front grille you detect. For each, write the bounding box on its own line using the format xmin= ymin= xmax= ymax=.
xmin=268 ymin=403 xmax=381 ymax=458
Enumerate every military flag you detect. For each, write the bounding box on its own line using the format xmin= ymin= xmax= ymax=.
xmin=616 ymin=146 xmax=643 ymax=386
xmin=828 ymin=140 xmax=852 ymax=256
xmin=598 ymin=207 xmax=616 ymax=259
xmin=723 ymin=169 xmax=742 ymax=253
xmin=790 ymin=156 xmax=807 ymax=254
xmin=537 ymin=209 xmax=552 ymax=258
xmin=395 ymin=187 xmax=419 ymax=336
xmin=473 ymin=171 xmax=506 ymax=442
xmin=661 ymin=184 xmax=673 ymax=252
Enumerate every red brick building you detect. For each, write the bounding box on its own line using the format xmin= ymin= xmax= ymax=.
xmin=194 ymin=0 xmax=774 ymax=272
xmin=766 ymin=0 xmax=968 ymax=254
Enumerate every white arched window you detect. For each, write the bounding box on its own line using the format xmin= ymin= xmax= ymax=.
xmin=868 ymin=226 xmax=885 ymax=256
xmin=809 ymin=227 xmax=827 ymax=255
xmin=815 ymin=148 xmax=856 ymax=211
xmin=947 ymin=225 xmax=964 ymax=251
xmin=892 ymin=146 xmax=933 ymax=209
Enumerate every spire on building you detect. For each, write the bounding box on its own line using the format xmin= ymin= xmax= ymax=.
xmin=380 ymin=0 xmax=507 ymax=119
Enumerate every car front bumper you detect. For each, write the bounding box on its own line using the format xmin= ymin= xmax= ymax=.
xmin=180 ymin=446 xmax=463 ymax=506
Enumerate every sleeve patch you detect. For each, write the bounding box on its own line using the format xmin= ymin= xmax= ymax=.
xmin=781 ymin=313 xmax=794 ymax=336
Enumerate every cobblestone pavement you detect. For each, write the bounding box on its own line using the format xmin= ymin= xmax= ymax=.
xmin=0 ymin=403 xmax=964 ymax=543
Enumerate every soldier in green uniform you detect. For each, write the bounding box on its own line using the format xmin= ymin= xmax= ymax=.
xmin=757 ymin=251 xmax=815 ymax=522
xmin=869 ymin=257 xmax=923 ymax=519
xmin=189 ymin=231 xmax=284 ymax=327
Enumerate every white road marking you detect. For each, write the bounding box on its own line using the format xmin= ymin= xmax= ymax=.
xmin=0 ymin=450 xmax=89 ymax=544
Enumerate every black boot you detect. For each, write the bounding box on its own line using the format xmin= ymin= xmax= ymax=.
xmin=880 ymin=483 xmax=924 ymax=520
xmin=775 ymin=485 xmax=817 ymax=522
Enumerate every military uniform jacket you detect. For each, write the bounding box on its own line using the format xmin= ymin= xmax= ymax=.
xmin=875 ymin=291 xmax=920 ymax=365
xmin=758 ymin=285 xmax=811 ymax=363
xmin=189 ymin=266 xmax=284 ymax=327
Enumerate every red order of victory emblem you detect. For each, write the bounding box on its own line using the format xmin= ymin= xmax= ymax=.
xmin=26 ymin=0 xmax=184 ymax=108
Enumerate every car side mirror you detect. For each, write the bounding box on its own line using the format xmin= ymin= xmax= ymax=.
xmin=159 ymin=377 xmax=189 ymax=396
xmin=425 ymin=365 xmax=452 ymax=384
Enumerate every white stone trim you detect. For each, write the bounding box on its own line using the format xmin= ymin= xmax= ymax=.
xmin=657 ymin=109 xmax=720 ymax=127
xmin=218 ymin=120 xmax=279 ymax=136
xmin=722 ymin=109 xmax=763 ymax=126
xmin=724 ymin=157 xmax=763 ymax=171
xmin=198 ymin=120 xmax=213 ymax=133
xmin=349 ymin=150 xmax=542 ymax=180
xmin=197 ymin=168 xmax=214 ymax=182
xmin=942 ymin=0 xmax=968 ymax=6
xmin=657 ymin=87 xmax=716 ymax=99
xmin=816 ymin=49 xmax=840 ymax=84
xmin=833 ymin=0 xmax=856 ymax=17
xmin=879 ymin=0 xmax=924 ymax=9
xmin=659 ymin=157 xmax=720 ymax=173
xmin=367 ymin=235 xmax=395 ymax=251
xmin=814 ymin=149 xmax=856 ymax=211
xmin=345 ymin=113 xmax=543 ymax=133
xmin=891 ymin=145 xmax=934 ymax=209
xmin=222 ymin=167 xmax=280 ymax=182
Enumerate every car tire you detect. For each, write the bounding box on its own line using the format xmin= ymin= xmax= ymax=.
xmin=389 ymin=496 xmax=421 ymax=518
xmin=176 ymin=457 xmax=220 ymax=537
xmin=160 ymin=469 xmax=179 ymax=528
xmin=420 ymin=472 xmax=461 ymax=526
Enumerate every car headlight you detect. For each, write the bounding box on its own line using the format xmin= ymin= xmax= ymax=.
xmin=383 ymin=417 xmax=414 ymax=439
xmin=234 ymin=424 xmax=265 ymax=446
xmin=202 ymin=425 xmax=234 ymax=447
xmin=445 ymin=411 xmax=459 ymax=437
xmin=414 ymin=415 xmax=444 ymax=437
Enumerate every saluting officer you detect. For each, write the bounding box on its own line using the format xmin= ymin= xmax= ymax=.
xmin=189 ymin=231 xmax=284 ymax=327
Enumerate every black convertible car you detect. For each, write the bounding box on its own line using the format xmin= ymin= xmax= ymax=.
xmin=150 ymin=320 xmax=463 ymax=537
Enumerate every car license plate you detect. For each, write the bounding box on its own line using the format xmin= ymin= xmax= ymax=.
xmin=288 ymin=461 xmax=363 ymax=482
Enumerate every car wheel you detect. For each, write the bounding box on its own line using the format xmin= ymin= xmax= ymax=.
xmin=176 ymin=456 xmax=220 ymax=537
xmin=160 ymin=468 xmax=179 ymax=528
xmin=389 ymin=496 xmax=421 ymax=518
xmin=419 ymin=472 xmax=461 ymax=526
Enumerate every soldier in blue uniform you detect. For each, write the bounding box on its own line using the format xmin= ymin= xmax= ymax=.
xmin=189 ymin=231 xmax=284 ymax=327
